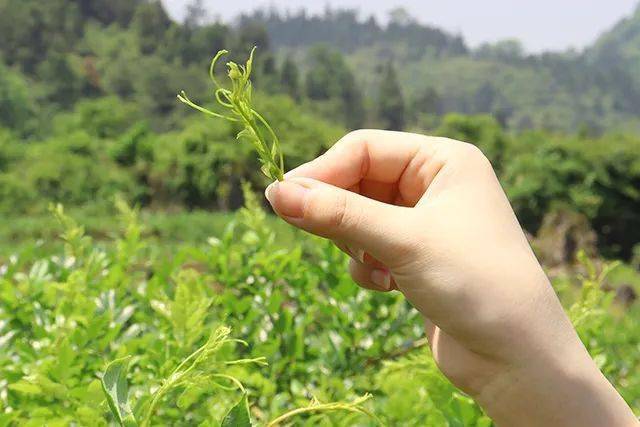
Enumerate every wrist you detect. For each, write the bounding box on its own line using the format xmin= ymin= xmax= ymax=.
xmin=475 ymin=351 xmax=638 ymax=426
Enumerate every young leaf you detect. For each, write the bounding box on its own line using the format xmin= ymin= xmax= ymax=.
xmin=101 ymin=356 xmax=138 ymax=427
xmin=221 ymin=394 xmax=252 ymax=427
xmin=178 ymin=48 xmax=285 ymax=182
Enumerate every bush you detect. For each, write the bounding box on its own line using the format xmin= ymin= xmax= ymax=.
xmin=500 ymin=131 xmax=640 ymax=258
xmin=436 ymin=115 xmax=640 ymax=259
xmin=0 ymin=195 xmax=637 ymax=425
xmin=0 ymin=62 xmax=35 ymax=133
xmin=53 ymin=97 xmax=142 ymax=139
xmin=1 ymin=132 xmax=138 ymax=214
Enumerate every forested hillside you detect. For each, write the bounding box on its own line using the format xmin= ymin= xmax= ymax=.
xmin=1 ymin=0 xmax=639 ymax=260
xmin=245 ymin=5 xmax=640 ymax=132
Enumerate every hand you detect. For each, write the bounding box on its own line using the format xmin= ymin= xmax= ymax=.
xmin=265 ymin=130 xmax=638 ymax=426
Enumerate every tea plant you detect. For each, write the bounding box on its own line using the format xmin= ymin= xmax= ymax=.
xmin=1 ymin=189 xmax=638 ymax=425
xmin=99 ymin=321 xmax=375 ymax=426
xmin=178 ymin=48 xmax=285 ymax=181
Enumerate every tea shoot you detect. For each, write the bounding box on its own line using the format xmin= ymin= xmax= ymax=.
xmin=178 ymin=48 xmax=285 ymax=181
xmin=267 ymin=394 xmax=379 ymax=426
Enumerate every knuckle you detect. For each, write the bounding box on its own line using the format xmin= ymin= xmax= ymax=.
xmin=329 ymin=191 xmax=349 ymax=231
xmin=459 ymin=141 xmax=484 ymax=157
xmin=342 ymin=129 xmax=371 ymax=144
xmin=454 ymin=142 xmax=493 ymax=171
xmin=334 ymin=130 xmax=372 ymax=177
xmin=335 ymin=129 xmax=373 ymax=151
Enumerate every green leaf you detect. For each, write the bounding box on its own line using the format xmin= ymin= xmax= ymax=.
xmin=221 ymin=394 xmax=252 ymax=427
xmin=101 ymin=356 xmax=138 ymax=427
xmin=8 ymin=380 xmax=42 ymax=396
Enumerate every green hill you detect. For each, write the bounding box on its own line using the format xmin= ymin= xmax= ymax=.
xmin=248 ymin=4 xmax=640 ymax=133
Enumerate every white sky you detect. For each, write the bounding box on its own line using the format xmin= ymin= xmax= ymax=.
xmin=161 ymin=0 xmax=639 ymax=53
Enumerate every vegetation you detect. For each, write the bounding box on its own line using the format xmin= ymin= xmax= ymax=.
xmin=0 ymin=0 xmax=639 ymax=424
xmin=1 ymin=189 xmax=638 ymax=425
xmin=247 ymin=5 xmax=640 ymax=132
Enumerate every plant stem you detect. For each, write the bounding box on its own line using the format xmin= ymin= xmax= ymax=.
xmin=266 ymin=395 xmax=377 ymax=427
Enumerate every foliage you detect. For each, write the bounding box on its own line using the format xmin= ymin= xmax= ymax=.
xmin=257 ymin=5 xmax=640 ymax=132
xmin=377 ymin=61 xmax=406 ymax=130
xmin=3 ymin=0 xmax=640 ymax=136
xmin=1 ymin=193 xmax=639 ymax=425
xmin=0 ymin=62 xmax=35 ymax=133
xmin=558 ymin=252 xmax=640 ymax=408
xmin=0 ymin=194 xmax=399 ymax=425
xmin=243 ymin=8 xmax=467 ymax=57
xmin=1 ymin=92 xmax=639 ymax=259
xmin=280 ymin=54 xmax=301 ymax=100
xmin=304 ymin=45 xmax=366 ymax=129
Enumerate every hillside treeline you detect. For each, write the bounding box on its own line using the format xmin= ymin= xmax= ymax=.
xmin=0 ymin=0 xmax=639 ymax=259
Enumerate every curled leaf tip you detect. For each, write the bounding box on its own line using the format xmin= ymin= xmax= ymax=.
xmin=177 ymin=47 xmax=285 ymax=182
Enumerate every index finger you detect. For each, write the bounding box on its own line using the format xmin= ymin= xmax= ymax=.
xmin=285 ymin=130 xmax=446 ymax=205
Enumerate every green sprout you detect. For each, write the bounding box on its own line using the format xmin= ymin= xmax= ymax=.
xmin=178 ymin=48 xmax=285 ymax=182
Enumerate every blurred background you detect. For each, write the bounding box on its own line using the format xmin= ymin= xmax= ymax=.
xmin=0 ymin=0 xmax=639 ymax=275
xmin=1 ymin=1 xmax=640 ymax=425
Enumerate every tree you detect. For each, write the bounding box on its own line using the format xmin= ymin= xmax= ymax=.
xmin=410 ymin=87 xmax=441 ymax=116
xmin=75 ymin=0 xmax=141 ymax=26
xmin=237 ymin=21 xmax=270 ymax=52
xmin=476 ymin=39 xmax=525 ymax=62
xmin=280 ymin=55 xmax=301 ymax=100
xmin=473 ymin=83 xmax=497 ymax=113
xmin=388 ymin=7 xmax=415 ymax=27
xmin=185 ymin=0 xmax=207 ymax=29
xmin=103 ymin=54 xmax=136 ymax=98
xmin=256 ymin=52 xmax=279 ymax=92
xmin=133 ymin=56 xmax=179 ymax=116
xmin=305 ymin=46 xmax=365 ymax=128
xmin=131 ymin=1 xmax=172 ymax=55
xmin=0 ymin=0 xmax=83 ymax=73
xmin=0 ymin=62 xmax=34 ymax=133
xmin=162 ymin=22 xmax=227 ymax=65
xmin=377 ymin=61 xmax=405 ymax=130
xmin=341 ymin=73 xmax=365 ymax=129
xmin=37 ymin=51 xmax=83 ymax=106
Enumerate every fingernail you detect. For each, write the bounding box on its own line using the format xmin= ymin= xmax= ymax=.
xmin=265 ymin=182 xmax=278 ymax=204
xmin=371 ymin=269 xmax=391 ymax=291
xmin=266 ymin=181 xmax=309 ymax=219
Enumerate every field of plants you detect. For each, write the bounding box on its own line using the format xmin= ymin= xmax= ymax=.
xmin=1 ymin=0 xmax=640 ymax=425
xmin=1 ymin=185 xmax=639 ymax=425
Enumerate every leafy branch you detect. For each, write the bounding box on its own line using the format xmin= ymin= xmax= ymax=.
xmin=101 ymin=326 xmax=267 ymax=427
xmin=139 ymin=326 xmax=265 ymax=427
xmin=101 ymin=333 xmax=378 ymax=426
xmin=266 ymin=394 xmax=379 ymax=426
xmin=178 ymin=48 xmax=285 ymax=182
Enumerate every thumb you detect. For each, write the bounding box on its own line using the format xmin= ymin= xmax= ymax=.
xmin=265 ymin=177 xmax=416 ymax=265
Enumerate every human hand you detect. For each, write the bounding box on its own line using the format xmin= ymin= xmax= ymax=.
xmin=265 ymin=130 xmax=638 ymax=426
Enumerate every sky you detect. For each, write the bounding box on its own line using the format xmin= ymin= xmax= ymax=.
xmin=161 ymin=0 xmax=639 ymax=53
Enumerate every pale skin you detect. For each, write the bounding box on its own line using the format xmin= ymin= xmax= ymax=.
xmin=264 ymin=130 xmax=639 ymax=426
